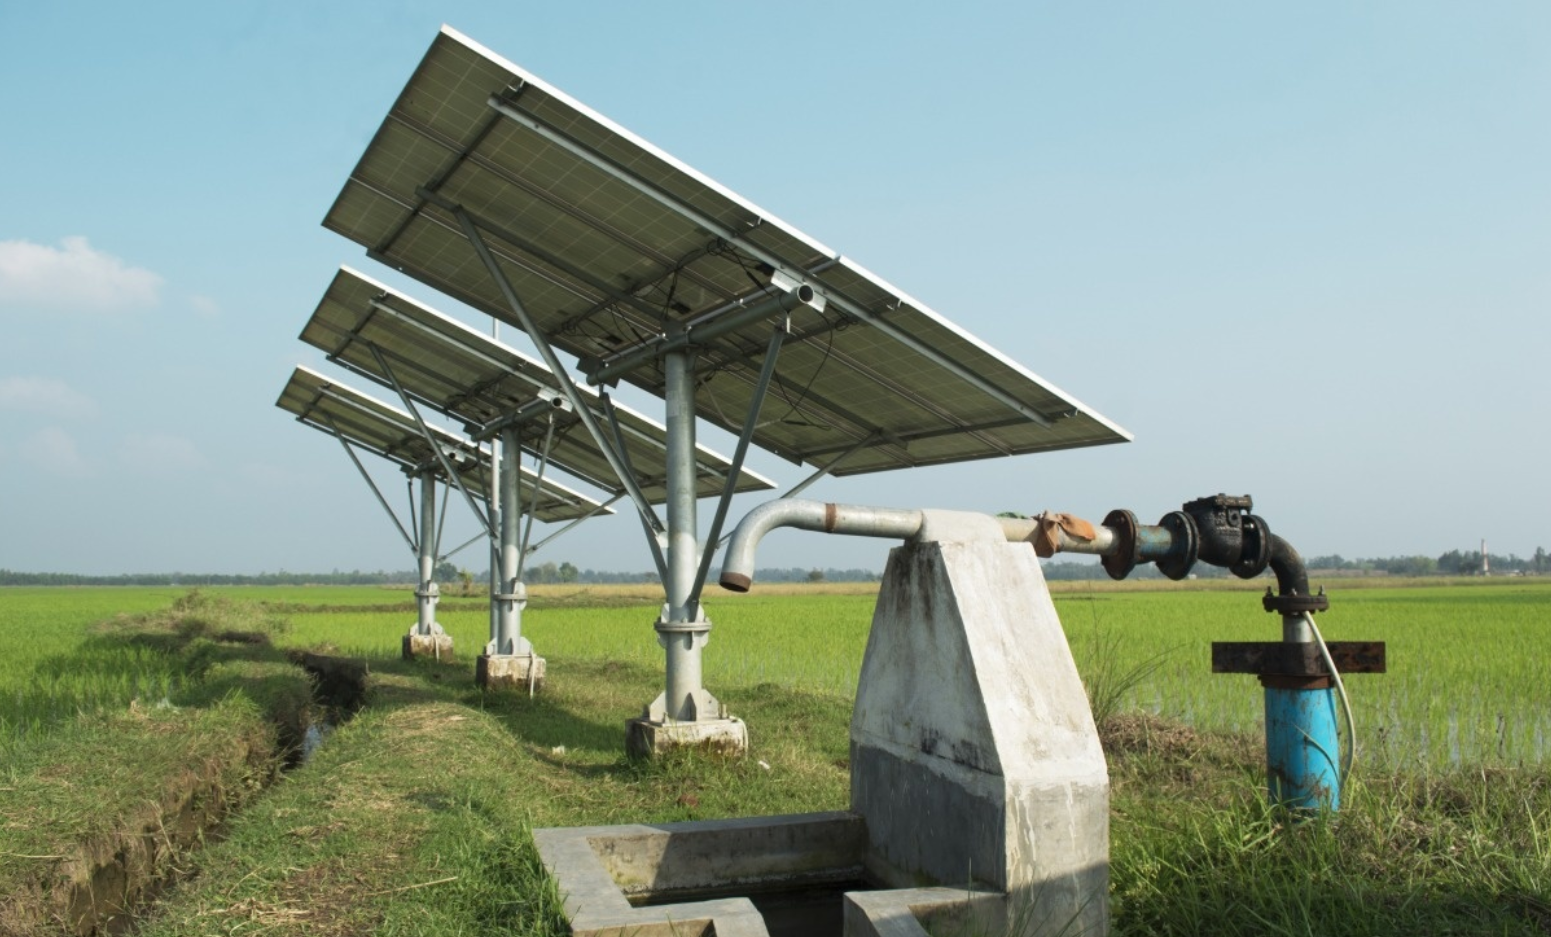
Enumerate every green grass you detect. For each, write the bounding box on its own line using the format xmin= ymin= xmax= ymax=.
xmin=263 ymin=578 xmax=1551 ymax=767
xmin=5 ymin=579 xmax=1551 ymax=935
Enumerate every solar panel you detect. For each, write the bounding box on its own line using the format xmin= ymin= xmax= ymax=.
xmin=300 ymin=266 xmax=775 ymax=502
xmin=276 ymin=365 xmax=606 ymax=522
xmin=323 ymin=26 xmax=1130 ymax=478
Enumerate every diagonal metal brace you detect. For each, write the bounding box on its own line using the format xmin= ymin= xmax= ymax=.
xmin=452 ymin=205 xmax=664 ymax=539
xmin=689 ymin=322 xmax=788 ymax=611
xmin=367 ymin=343 xmax=495 ymax=538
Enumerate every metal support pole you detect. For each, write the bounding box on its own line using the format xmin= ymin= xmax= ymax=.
xmin=659 ymin=344 xmax=709 ymax=722
xmin=525 ymin=493 xmax=626 ymax=556
xmin=452 ymin=206 xmax=664 ymax=538
xmin=490 ymin=425 xmax=528 ymax=657
xmin=324 ymin=420 xmax=416 ymax=553
xmin=367 ymin=344 xmax=494 ymax=538
xmin=600 ymin=393 xmax=669 ymax=583
xmin=688 ymin=323 xmax=786 ymax=610
xmin=414 ymin=471 xmax=440 ymax=636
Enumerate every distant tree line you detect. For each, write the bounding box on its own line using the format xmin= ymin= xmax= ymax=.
xmin=0 ymin=568 xmax=423 ymax=587
xmin=9 ymin=547 xmax=1544 ymax=588
xmin=1310 ymin=547 xmax=1549 ymax=577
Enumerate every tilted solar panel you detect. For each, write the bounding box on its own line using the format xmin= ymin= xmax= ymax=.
xmin=300 ymin=266 xmax=775 ymax=502
xmin=323 ymin=27 xmax=1130 ymax=478
xmin=276 ymin=365 xmax=607 ymax=522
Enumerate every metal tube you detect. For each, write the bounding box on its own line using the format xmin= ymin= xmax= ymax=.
xmin=525 ymin=493 xmax=626 ymax=556
xmin=519 ymin=416 xmax=558 ymax=577
xmin=326 ymin=422 xmax=416 ymax=553
xmin=662 ymin=347 xmax=700 ymax=720
xmin=453 ymin=207 xmax=664 ymax=537
xmin=493 ymin=426 xmax=523 ymax=655
xmin=367 ymin=344 xmax=494 ymax=537
xmin=688 ymin=324 xmax=787 ymax=610
xmin=586 ymin=286 xmax=813 ymax=387
xmin=416 ymin=471 xmax=439 ymax=635
xmin=600 ymin=393 xmax=668 ymax=582
xmin=719 ymin=500 xmax=926 ymax=592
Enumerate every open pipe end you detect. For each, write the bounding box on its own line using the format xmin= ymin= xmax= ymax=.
xmin=719 ymin=572 xmax=752 ymax=593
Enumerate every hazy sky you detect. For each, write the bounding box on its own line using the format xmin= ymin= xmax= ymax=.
xmin=1 ymin=2 xmax=1546 ymax=577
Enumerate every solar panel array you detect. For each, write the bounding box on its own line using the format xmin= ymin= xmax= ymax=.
xmin=324 ymin=27 xmax=1130 ymax=478
xmin=300 ymin=266 xmax=774 ymax=503
xmin=277 ymin=365 xmax=604 ymax=523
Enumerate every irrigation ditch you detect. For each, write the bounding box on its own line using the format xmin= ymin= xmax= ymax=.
xmin=1 ymin=620 xmax=370 ymax=937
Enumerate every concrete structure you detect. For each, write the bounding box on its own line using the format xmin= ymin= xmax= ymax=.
xmin=540 ymin=508 xmax=1110 ymax=936
xmin=402 ymin=628 xmax=453 ymax=660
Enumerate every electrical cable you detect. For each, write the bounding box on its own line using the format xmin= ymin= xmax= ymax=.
xmin=1303 ymin=610 xmax=1356 ymax=785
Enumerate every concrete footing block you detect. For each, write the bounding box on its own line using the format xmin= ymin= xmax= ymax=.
xmin=401 ymin=632 xmax=454 ymax=661
xmin=624 ymin=715 xmax=749 ymax=760
xmin=476 ymin=653 xmax=546 ymax=692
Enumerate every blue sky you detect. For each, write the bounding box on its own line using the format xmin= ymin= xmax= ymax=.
xmin=1 ymin=2 xmax=1546 ymax=576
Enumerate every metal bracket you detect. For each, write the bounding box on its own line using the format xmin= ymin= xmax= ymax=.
xmin=1212 ymin=641 xmax=1387 ymax=677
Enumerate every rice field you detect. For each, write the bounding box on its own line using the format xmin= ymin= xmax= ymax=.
xmin=5 ymin=578 xmax=1550 ymax=768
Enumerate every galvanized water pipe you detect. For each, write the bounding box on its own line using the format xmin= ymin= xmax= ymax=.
xmin=719 ymin=500 xmax=929 ymax=592
xmin=718 ymin=494 xmax=1379 ymax=814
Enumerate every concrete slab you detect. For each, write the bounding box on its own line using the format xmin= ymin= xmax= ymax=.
xmin=477 ymin=653 xmax=546 ymax=692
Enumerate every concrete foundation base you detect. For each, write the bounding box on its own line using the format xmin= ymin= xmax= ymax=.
xmin=625 ymin=715 xmax=749 ymax=760
xmin=477 ymin=653 xmax=546 ymax=692
xmin=535 ymin=811 xmax=1000 ymax=937
xmin=401 ymin=632 xmax=454 ymax=660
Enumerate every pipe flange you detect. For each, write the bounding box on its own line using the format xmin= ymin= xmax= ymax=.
xmin=1263 ymin=589 xmax=1330 ymax=615
xmin=1100 ymin=509 xmax=1139 ymax=581
xmin=1154 ymin=510 xmax=1199 ymax=581
xmin=1230 ymin=514 xmax=1272 ymax=579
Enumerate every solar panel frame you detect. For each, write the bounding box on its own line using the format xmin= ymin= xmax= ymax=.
xmin=324 ymin=27 xmax=1131 ymax=478
xmin=276 ymin=365 xmax=607 ymax=523
xmin=299 ymin=267 xmax=776 ymax=501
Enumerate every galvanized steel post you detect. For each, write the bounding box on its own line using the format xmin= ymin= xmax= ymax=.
xmin=493 ymin=425 xmax=525 ymax=656
xmin=659 ymin=344 xmax=706 ymax=721
xmin=414 ymin=470 xmax=439 ymax=635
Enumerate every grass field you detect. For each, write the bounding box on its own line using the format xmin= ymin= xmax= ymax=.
xmin=2 ymin=576 xmax=1549 ymax=935
xmin=245 ymin=576 xmax=1551 ymax=768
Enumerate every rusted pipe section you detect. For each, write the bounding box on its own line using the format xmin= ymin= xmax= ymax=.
xmin=718 ymin=500 xmax=926 ymax=592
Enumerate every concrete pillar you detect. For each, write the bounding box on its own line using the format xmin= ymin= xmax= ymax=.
xmin=851 ymin=511 xmax=1109 ymax=936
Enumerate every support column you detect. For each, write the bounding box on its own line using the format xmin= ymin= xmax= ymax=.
xmin=479 ymin=426 xmax=545 ymax=691
xmin=626 ymin=345 xmax=747 ymax=757
xmin=403 ymin=471 xmax=454 ymax=660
